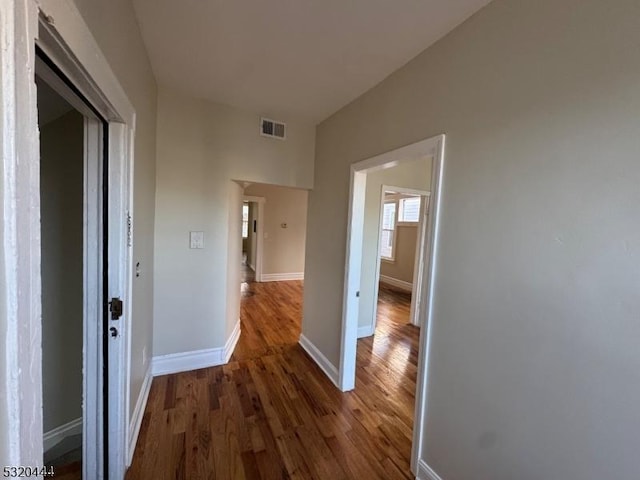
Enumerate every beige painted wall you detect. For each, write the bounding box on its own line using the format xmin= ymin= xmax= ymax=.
xmin=304 ymin=0 xmax=640 ymax=478
xmin=244 ymin=183 xmax=308 ymax=276
xmin=40 ymin=110 xmax=84 ymax=433
xmin=380 ymin=225 xmax=418 ymax=284
xmin=153 ymin=87 xmax=315 ymax=356
xmin=358 ymin=157 xmax=431 ymax=330
xmin=225 ymin=182 xmax=244 ymax=338
xmin=72 ymin=0 xmax=158 ymax=419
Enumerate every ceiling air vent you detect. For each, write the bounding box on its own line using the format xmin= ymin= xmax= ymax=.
xmin=261 ymin=117 xmax=286 ymax=140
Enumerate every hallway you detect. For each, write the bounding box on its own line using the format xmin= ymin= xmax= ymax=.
xmin=126 ymin=281 xmax=419 ymax=479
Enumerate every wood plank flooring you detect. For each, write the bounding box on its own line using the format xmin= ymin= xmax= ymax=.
xmin=126 ymin=281 xmax=419 ymax=479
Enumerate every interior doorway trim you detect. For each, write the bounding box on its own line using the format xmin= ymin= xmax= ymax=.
xmin=339 ymin=134 xmax=445 ymax=474
xmin=2 ymin=1 xmax=135 ymax=477
xmin=243 ymin=195 xmax=265 ymax=282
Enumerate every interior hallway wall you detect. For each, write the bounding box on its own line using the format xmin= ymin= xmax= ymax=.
xmin=153 ymin=87 xmax=314 ymax=357
xmin=225 ymin=182 xmax=244 ymax=338
xmin=303 ymin=0 xmax=640 ymax=478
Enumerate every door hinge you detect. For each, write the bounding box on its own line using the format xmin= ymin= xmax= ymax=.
xmin=110 ymin=297 xmax=123 ymax=320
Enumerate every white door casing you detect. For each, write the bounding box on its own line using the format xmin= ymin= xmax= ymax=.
xmin=243 ymin=195 xmax=266 ymax=282
xmin=2 ymin=1 xmax=135 ymax=478
xmin=339 ymin=134 xmax=445 ymax=475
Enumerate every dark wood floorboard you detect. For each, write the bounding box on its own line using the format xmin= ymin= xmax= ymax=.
xmin=126 ymin=281 xmax=419 ymax=479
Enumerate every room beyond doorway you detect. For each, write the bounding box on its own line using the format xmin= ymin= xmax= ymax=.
xmin=238 ymin=182 xmax=309 ymax=284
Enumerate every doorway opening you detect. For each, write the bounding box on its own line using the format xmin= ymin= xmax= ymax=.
xmin=241 ymin=198 xmax=263 ymax=284
xmin=35 ymin=19 xmax=135 ymax=477
xmin=231 ymin=182 xmax=309 ymax=358
xmin=36 ymin=51 xmax=110 ymax=478
xmin=340 ymin=135 xmax=445 ymax=473
xmin=6 ymin=7 xmax=135 ymax=476
xmin=37 ymin=74 xmax=87 ymax=478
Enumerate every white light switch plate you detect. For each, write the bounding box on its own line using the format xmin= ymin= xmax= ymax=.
xmin=190 ymin=231 xmax=204 ymax=249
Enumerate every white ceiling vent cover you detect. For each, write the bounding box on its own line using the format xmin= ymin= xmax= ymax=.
xmin=261 ymin=117 xmax=286 ymax=140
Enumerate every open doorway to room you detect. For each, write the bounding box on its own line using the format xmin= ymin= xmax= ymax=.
xmin=340 ymin=135 xmax=445 ymax=474
xmin=241 ymin=201 xmax=256 ymax=283
xmin=37 ymin=74 xmax=86 ymax=479
xmin=233 ymin=182 xmax=309 ymax=353
xmin=6 ymin=10 xmax=134 ymax=478
xmin=34 ymin=40 xmax=133 ymax=478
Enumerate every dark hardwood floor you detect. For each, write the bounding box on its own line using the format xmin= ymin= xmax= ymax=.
xmin=126 ymin=280 xmax=419 ymax=479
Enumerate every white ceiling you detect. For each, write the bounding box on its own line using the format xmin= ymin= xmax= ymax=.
xmin=133 ymin=0 xmax=491 ymax=123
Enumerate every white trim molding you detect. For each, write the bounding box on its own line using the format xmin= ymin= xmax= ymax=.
xmin=224 ymin=319 xmax=241 ymax=363
xmin=127 ymin=367 xmax=152 ymax=466
xmin=152 ymin=320 xmax=241 ymax=376
xmin=379 ymin=275 xmax=413 ymax=292
xmin=43 ymin=417 xmax=83 ymax=452
xmin=152 ymin=347 xmax=226 ymax=376
xmin=357 ymin=325 xmax=375 ymax=338
xmin=1 ymin=0 xmax=44 ymax=466
xmin=261 ymin=272 xmax=304 ymax=282
xmin=243 ymin=195 xmax=265 ymax=282
xmin=339 ymin=134 xmax=446 ymax=474
xmin=417 ymin=460 xmax=444 ymax=480
xmin=298 ymin=334 xmax=340 ymax=389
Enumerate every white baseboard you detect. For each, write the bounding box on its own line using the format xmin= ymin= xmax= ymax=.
xmin=380 ymin=274 xmax=413 ymax=292
xmin=298 ymin=334 xmax=340 ymax=389
xmin=261 ymin=272 xmax=304 ymax=282
xmin=127 ymin=367 xmax=152 ymax=466
xmin=224 ymin=319 xmax=241 ymax=362
xmin=43 ymin=417 xmax=82 ymax=452
xmin=152 ymin=320 xmax=241 ymax=376
xmin=417 ymin=460 xmax=443 ymax=480
xmin=357 ymin=324 xmax=375 ymax=338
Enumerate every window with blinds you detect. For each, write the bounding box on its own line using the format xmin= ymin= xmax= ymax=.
xmin=242 ymin=203 xmax=249 ymax=238
xmin=398 ymin=196 xmax=421 ymax=223
xmin=380 ymin=202 xmax=396 ymax=260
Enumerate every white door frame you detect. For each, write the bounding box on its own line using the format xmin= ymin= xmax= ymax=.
xmin=372 ymin=186 xmax=429 ymax=331
xmin=2 ymin=1 xmax=135 ymax=477
xmin=339 ymin=134 xmax=445 ymax=474
xmin=243 ymin=195 xmax=265 ymax=282
xmin=35 ymin=55 xmax=107 ymax=477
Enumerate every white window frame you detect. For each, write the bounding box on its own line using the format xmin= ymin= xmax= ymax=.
xmin=397 ymin=196 xmax=422 ymax=225
xmin=380 ymin=199 xmax=398 ymax=262
xmin=242 ymin=203 xmax=249 ymax=239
